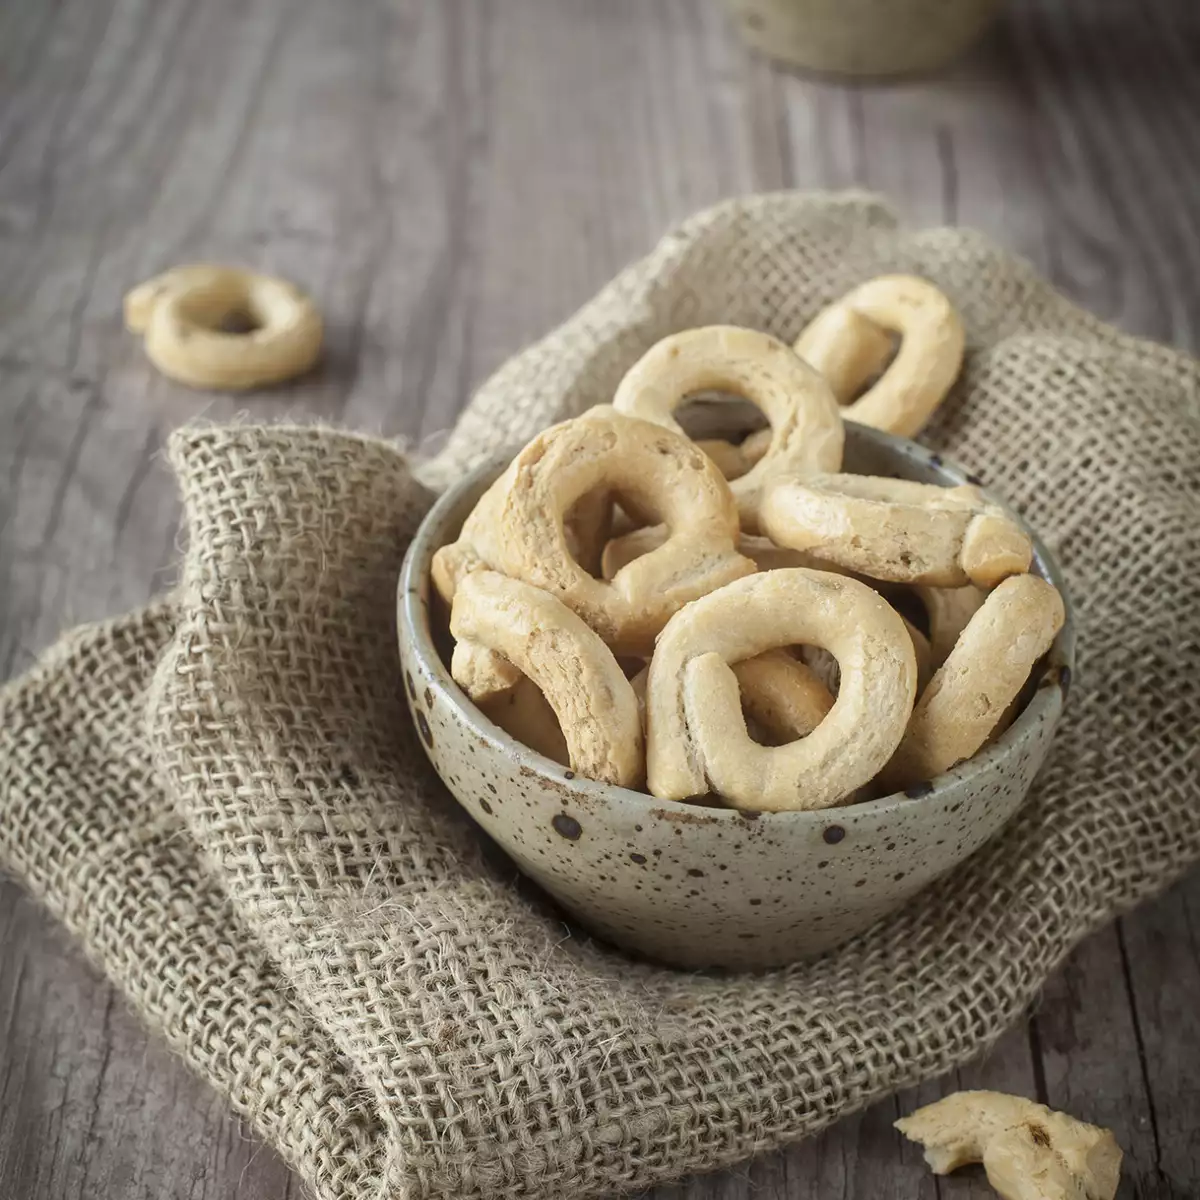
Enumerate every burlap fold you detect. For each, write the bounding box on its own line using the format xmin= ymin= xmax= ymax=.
xmin=2 ymin=192 xmax=1198 ymax=1200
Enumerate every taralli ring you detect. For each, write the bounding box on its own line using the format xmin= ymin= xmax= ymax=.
xmin=730 ymin=650 xmax=835 ymax=745
xmin=794 ymin=275 xmax=964 ymax=437
xmin=879 ymin=574 xmax=1065 ymax=792
xmin=646 ymin=570 xmax=917 ymax=810
xmin=915 ymin=583 xmax=986 ymax=668
xmin=124 ymin=264 xmax=322 ymax=390
xmin=612 ymin=326 xmax=844 ymax=530
xmin=760 ymin=473 xmax=1033 ymax=588
xmin=435 ymin=407 xmax=755 ymax=656
xmin=600 ymin=524 xmax=835 ymax=580
xmin=450 ymin=571 xmax=644 ymax=787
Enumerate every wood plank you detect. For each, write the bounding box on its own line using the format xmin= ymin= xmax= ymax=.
xmin=1118 ymin=873 xmax=1200 ymax=1196
xmin=0 ymin=882 xmax=295 ymax=1200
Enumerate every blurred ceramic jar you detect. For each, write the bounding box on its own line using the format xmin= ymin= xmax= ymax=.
xmin=725 ymin=0 xmax=1003 ymax=77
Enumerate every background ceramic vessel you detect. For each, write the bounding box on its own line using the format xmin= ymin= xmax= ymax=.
xmin=397 ymin=422 xmax=1074 ymax=971
xmin=724 ymin=0 xmax=1004 ymax=78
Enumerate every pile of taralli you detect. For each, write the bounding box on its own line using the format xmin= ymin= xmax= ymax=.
xmin=432 ymin=275 xmax=1066 ymax=813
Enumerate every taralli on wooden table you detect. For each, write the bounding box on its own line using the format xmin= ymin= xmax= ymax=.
xmin=645 ymin=569 xmax=917 ymax=810
xmin=436 ymin=407 xmax=756 ymax=655
xmin=896 ymin=1090 xmax=1122 ymax=1200
xmin=124 ymin=264 xmax=322 ymax=390
xmin=760 ymin=473 xmax=1033 ymax=587
xmin=612 ymin=325 xmax=844 ymax=530
xmin=449 ymin=571 xmax=643 ymax=788
xmin=880 ymin=574 xmax=1066 ymax=792
xmin=794 ymin=274 xmax=964 ymax=437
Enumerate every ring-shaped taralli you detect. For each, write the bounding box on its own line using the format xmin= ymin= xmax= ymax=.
xmin=611 ymin=326 xmax=844 ymax=531
xmin=793 ymin=304 xmax=895 ymax=405
xmin=760 ymin=473 xmax=1033 ymax=588
xmin=730 ymin=650 xmax=835 ymax=745
xmin=646 ymin=569 xmax=917 ymax=811
xmin=794 ymin=275 xmax=964 ymax=437
xmin=878 ymin=574 xmax=1065 ymax=793
xmin=449 ymin=571 xmax=644 ymax=788
xmin=599 ymin=524 xmax=835 ymax=580
xmin=438 ymin=406 xmax=756 ymax=656
xmin=124 ymin=265 xmax=322 ymax=390
xmin=915 ymin=583 xmax=986 ymax=668
xmin=632 ymin=652 xmax=834 ymax=747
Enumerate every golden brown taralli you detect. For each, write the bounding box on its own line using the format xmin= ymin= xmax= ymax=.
xmin=760 ymin=473 xmax=1033 ymax=588
xmin=646 ymin=569 xmax=917 ymax=811
xmin=795 ymin=275 xmax=964 ymax=437
xmin=880 ymin=575 xmax=1065 ymax=792
xmin=124 ymin=264 xmax=322 ymax=390
xmin=896 ymin=1090 xmax=1122 ymax=1200
xmin=612 ymin=326 xmax=844 ymax=530
xmin=449 ymin=571 xmax=644 ymax=788
xmin=439 ymin=407 xmax=755 ymax=656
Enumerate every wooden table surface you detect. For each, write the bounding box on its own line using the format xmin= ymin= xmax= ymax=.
xmin=2 ymin=1 xmax=1198 ymax=1197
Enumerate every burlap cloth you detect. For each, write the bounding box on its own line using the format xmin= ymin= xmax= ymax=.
xmin=2 ymin=193 xmax=1198 ymax=1200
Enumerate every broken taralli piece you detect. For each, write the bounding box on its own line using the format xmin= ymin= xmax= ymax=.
xmin=646 ymin=569 xmax=916 ymax=810
xmin=760 ymin=473 xmax=1033 ymax=588
xmin=124 ymin=264 xmax=323 ymax=390
xmin=612 ymin=326 xmax=844 ymax=530
xmin=895 ymin=1090 xmax=1122 ymax=1200
xmin=449 ymin=571 xmax=643 ymax=788
xmin=794 ymin=274 xmax=965 ymax=437
xmin=438 ymin=407 xmax=755 ymax=656
xmin=880 ymin=574 xmax=1066 ymax=792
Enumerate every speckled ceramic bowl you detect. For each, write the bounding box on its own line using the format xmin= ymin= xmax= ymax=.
xmin=397 ymin=423 xmax=1074 ymax=971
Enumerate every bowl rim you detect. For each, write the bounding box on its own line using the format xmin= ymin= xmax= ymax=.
xmin=398 ymin=423 xmax=1076 ymax=825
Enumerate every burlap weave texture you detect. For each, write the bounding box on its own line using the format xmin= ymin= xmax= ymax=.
xmin=2 ymin=193 xmax=1198 ymax=1200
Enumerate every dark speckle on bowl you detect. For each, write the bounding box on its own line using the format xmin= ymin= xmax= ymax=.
xmin=423 ymin=686 xmax=433 ymax=709
xmin=552 ymin=812 xmax=582 ymax=841
xmin=415 ymin=710 xmax=433 ymax=749
xmin=823 ymin=824 xmax=846 ymax=845
xmin=405 ymin=671 xmax=416 ymax=700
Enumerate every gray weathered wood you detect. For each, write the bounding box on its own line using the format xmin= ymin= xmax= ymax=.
xmin=1 ymin=0 xmax=1197 ymax=1197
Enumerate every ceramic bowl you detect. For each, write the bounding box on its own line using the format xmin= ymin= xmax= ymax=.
xmin=397 ymin=423 xmax=1074 ymax=971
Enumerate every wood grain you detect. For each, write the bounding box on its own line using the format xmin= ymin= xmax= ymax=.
xmin=1 ymin=0 xmax=1197 ymax=1197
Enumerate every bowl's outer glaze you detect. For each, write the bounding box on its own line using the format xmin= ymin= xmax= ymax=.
xmin=397 ymin=422 xmax=1074 ymax=970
